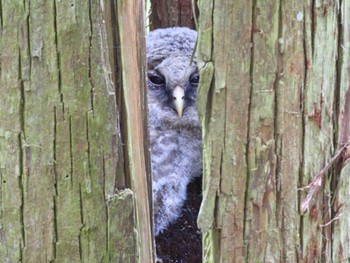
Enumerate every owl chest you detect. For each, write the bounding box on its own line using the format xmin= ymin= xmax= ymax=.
xmin=150 ymin=129 xmax=185 ymax=159
xmin=150 ymin=128 xmax=201 ymax=180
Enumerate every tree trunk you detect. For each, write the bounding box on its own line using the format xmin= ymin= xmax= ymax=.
xmin=197 ymin=0 xmax=350 ymax=262
xmin=0 ymin=1 xmax=152 ymax=262
xmin=150 ymin=0 xmax=198 ymax=30
xmin=2 ymin=0 xmax=349 ymax=262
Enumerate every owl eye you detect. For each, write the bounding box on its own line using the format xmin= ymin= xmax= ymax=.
xmin=190 ymin=73 xmax=199 ymax=87
xmin=148 ymin=72 xmax=165 ymax=86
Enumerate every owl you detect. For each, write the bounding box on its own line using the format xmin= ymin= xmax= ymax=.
xmin=146 ymin=27 xmax=202 ymax=236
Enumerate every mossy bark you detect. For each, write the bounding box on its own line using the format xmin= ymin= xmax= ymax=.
xmin=197 ymin=0 xmax=350 ymax=262
xmin=0 ymin=1 xmax=152 ymax=262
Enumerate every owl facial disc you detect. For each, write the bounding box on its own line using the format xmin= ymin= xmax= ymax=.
xmin=173 ymin=86 xmax=185 ymax=117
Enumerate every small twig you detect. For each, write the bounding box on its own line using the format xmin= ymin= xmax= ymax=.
xmin=319 ymin=213 xmax=343 ymax=227
xmin=191 ymin=0 xmax=198 ymax=31
xmin=189 ymin=0 xmax=198 ymax=66
xmin=189 ymin=37 xmax=198 ymax=66
xmin=300 ymin=140 xmax=350 ymax=213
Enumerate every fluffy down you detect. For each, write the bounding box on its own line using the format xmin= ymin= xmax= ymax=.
xmin=146 ymin=27 xmax=202 ymax=236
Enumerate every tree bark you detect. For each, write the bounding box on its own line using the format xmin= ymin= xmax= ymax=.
xmin=2 ymin=0 xmax=349 ymax=262
xmin=197 ymin=0 xmax=350 ymax=262
xmin=0 ymin=1 xmax=152 ymax=262
xmin=116 ymin=0 xmax=154 ymax=261
xmin=150 ymin=0 xmax=198 ymax=30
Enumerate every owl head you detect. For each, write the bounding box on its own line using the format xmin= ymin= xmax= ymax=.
xmin=146 ymin=27 xmax=199 ymax=129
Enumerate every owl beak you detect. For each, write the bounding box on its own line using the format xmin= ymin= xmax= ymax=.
xmin=173 ymin=86 xmax=185 ymax=117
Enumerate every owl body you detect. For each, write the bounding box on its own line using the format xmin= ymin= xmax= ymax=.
xmin=146 ymin=27 xmax=202 ymax=235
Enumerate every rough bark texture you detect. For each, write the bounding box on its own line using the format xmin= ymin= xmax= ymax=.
xmin=150 ymin=0 xmax=198 ymax=30
xmin=0 ymin=1 xmax=152 ymax=262
xmin=197 ymin=0 xmax=350 ymax=262
xmin=116 ymin=0 xmax=154 ymax=261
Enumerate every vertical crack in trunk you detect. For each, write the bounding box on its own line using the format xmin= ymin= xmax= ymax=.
xmin=26 ymin=1 xmax=31 ymax=86
xmin=274 ymin=0 xmax=283 ymax=223
xmin=299 ymin=3 xmax=309 ymax=257
xmin=0 ymin=0 xmax=3 ymax=29
xmin=273 ymin=0 xmax=287 ymax=261
xmin=334 ymin=0 xmax=343 ymax=146
xmin=18 ymin=133 xmax=25 ymax=250
xmin=69 ymin=116 xmax=74 ymax=185
xmin=115 ymin=1 xmax=130 ymax=189
xmin=78 ymin=185 xmax=84 ymax=261
xmin=53 ymin=0 xmax=64 ymax=110
xmin=311 ymin=0 xmax=316 ymax=57
xmin=243 ymin=0 xmax=256 ymax=260
xmin=52 ymin=194 xmax=58 ymax=259
xmin=53 ymin=106 xmax=58 ymax=259
xmin=330 ymin=0 xmax=344 ymax=257
xmin=178 ymin=0 xmax=182 ymax=25
xmin=102 ymin=155 xmax=109 ymax=255
xmin=18 ymin=47 xmax=26 ymax=251
xmin=85 ymin=113 xmax=92 ymax=187
xmin=202 ymin=0 xmax=215 ymax=129
xmin=52 ymin=3 xmax=61 ymax=253
xmin=108 ymin=0 xmax=126 ymax=190
xmin=19 ymin=49 xmax=26 ymax=138
xmin=88 ymin=0 xmax=94 ymax=113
